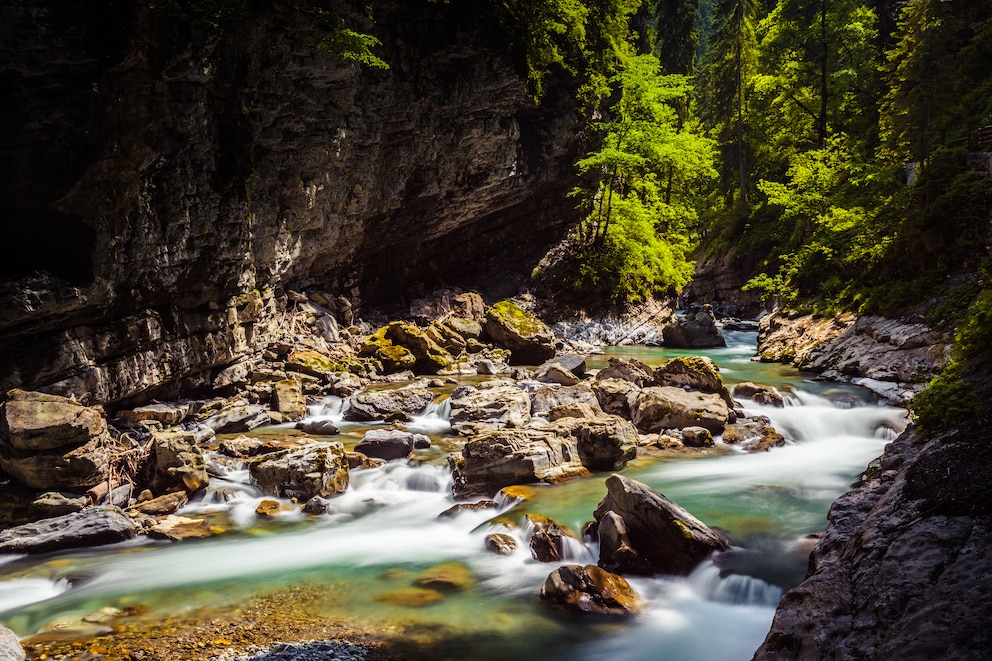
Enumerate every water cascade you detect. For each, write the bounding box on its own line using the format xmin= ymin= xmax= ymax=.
xmin=0 ymin=333 xmax=907 ymax=659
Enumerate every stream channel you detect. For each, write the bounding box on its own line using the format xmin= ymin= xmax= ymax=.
xmin=0 ymin=332 xmax=908 ymax=660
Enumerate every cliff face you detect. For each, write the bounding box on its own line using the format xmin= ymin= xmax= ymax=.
xmin=0 ymin=1 xmax=583 ymax=405
xmin=753 ymin=417 xmax=992 ymax=661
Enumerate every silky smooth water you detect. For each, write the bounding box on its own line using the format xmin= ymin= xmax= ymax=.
xmin=0 ymin=333 xmax=907 ymax=660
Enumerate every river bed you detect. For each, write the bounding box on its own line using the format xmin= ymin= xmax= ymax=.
xmin=0 ymin=332 xmax=907 ymax=660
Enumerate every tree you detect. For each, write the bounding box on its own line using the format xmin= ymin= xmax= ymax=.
xmin=701 ymin=0 xmax=758 ymax=206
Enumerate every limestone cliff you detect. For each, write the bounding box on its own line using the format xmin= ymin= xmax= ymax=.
xmin=0 ymin=1 xmax=582 ymax=405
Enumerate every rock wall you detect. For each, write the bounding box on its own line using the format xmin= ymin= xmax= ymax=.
xmin=755 ymin=311 xmax=951 ymax=403
xmin=0 ymin=1 xmax=583 ymax=405
xmin=753 ymin=416 xmax=992 ymax=661
xmin=680 ymin=253 xmax=765 ymax=319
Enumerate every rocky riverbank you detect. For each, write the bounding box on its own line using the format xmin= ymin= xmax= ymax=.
xmin=0 ymin=292 xmax=799 ymax=659
xmin=752 ymin=414 xmax=992 ymax=660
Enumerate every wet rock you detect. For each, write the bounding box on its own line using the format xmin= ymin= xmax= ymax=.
xmin=301 ymin=495 xmax=334 ymax=515
xmin=416 ymin=562 xmax=475 ymax=591
xmin=345 ymin=452 xmax=387 ymax=470
xmin=527 ymin=513 xmax=577 ymax=562
xmin=117 ymin=402 xmax=194 ymax=427
xmin=149 ymin=515 xmax=213 ymax=540
xmin=485 ymin=532 xmax=518 ymax=556
xmin=354 ymin=429 xmax=429 ymax=461
xmin=630 ymin=386 xmax=730 ymax=434
xmin=0 ymin=506 xmax=137 ymax=554
xmin=343 ymin=387 xmax=435 ymax=422
xmin=128 ymin=490 xmax=188 ymax=516
xmin=328 ymin=373 xmax=364 ymax=397
xmin=596 ymin=510 xmax=654 ymax=575
xmin=437 ymin=500 xmax=498 ymax=519
xmin=540 ymin=564 xmax=642 ymax=617
xmin=484 ymin=301 xmax=556 ymax=365
xmin=732 ymin=382 xmax=785 ymax=407
xmin=295 ymin=419 xmax=341 ymax=436
xmin=200 ymin=402 xmax=270 ymax=433
xmin=271 ymin=379 xmax=307 ymax=422
xmin=681 ymin=426 xmax=714 ymax=447
xmin=593 ymin=474 xmax=730 ymax=575
xmin=722 ymin=418 xmax=787 ymax=452
xmin=372 ymin=587 xmax=444 ymax=608
xmin=552 ymin=415 xmax=639 ymax=471
xmin=364 ymin=322 xmax=454 ymax=375
xmin=533 ymin=362 xmax=580 ymax=386
xmin=255 ymin=499 xmax=294 ymax=517
xmin=538 ymin=354 xmax=587 ymax=378
xmin=595 ymin=357 xmax=654 ymax=386
xmin=653 ymin=356 xmax=734 ymax=406
xmin=147 ymin=430 xmax=209 ymax=495
xmin=249 ymin=441 xmax=349 ymax=501
xmin=449 ymin=384 xmax=532 ymax=434
xmin=0 ymin=625 xmax=24 ymax=661
xmin=663 ymin=305 xmax=726 ymax=348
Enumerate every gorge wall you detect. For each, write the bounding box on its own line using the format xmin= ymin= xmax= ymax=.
xmin=0 ymin=0 xmax=583 ymax=405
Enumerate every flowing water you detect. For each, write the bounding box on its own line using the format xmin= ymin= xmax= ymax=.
xmin=0 ymin=332 xmax=907 ymax=660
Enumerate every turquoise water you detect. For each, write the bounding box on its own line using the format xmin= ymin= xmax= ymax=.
xmin=0 ymin=333 xmax=906 ymax=660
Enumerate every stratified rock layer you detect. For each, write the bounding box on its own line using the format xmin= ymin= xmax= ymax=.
xmin=0 ymin=1 xmax=581 ymax=406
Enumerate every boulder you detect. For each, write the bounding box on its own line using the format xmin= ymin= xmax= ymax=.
xmin=662 ymin=305 xmax=726 ymax=348
xmin=343 ymin=387 xmax=435 ymax=422
xmin=533 ymin=363 xmax=580 ymax=386
xmin=367 ymin=322 xmax=454 ymax=374
xmin=596 ymin=510 xmax=653 ymax=575
xmin=146 ymin=430 xmax=209 ymax=494
xmin=116 ymin=402 xmax=194 ymax=427
xmin=591 ymin=378 xmax=639 ymax=419
xmin=446 ymin=317 xmax=483 ymax=340
xmin=681 ymin=426 xmax=715 ymax=447
xmin=372 ymin=587 xmax=444 ymax=607
xmin=595 ymin=357 xmax=655 ymax=386
xmin=427 ymin=321 xmax=467 ymax=354
xmin=630 ymin=386 xmax=730 ymax=434
xmin=722 ymin=417 xmax=787 ymax=452
xmin=0 ymin=431 xmax=120 ymax=491
xmin=199 ymin=402 xmax=270 ymax=433
xmin=546 ymin=402 xmax=603 ymax=421
xmin=593 ymin=474 xmax=730 ymax=575
xmin=32 ymin=491 xmax=87 ymax=517
xmin=249 ymin=441 xmax=349 ymax=501
xmin=218 ymin=434 xmax=268 ymax=458
xmin=301 ymin=495 xmax=334 ymax=515
xmin=451 ymin=414 xmax=637 ymax=498
xmin=1 ymin=390 xmax=107 ymax=452
xmin=653 ymin=356 xmax=734 ymax=406
xmin=285 ymin=350 xmax=340 ymax=380
xmin=271 ymin=379 xmax=307 ymax=422
xmin=485 ymin=532 xmax=518 ymax=555
xmin=295 ymin=420 xmax=341 ymax=436
xmin=0 ymin=506 xmax=138 ymax=554
xmin=538 ymin=354 xmax=587 ymax=379
xmin=732 ymin=382 xmax=786 ymax=407
xmin=527 ymin=513 xmax=577 ymax=562
xmin=345 ymin=452 xmax=387 ymax=470
xmin=540 ymin=564 xmax=642 ymax=618
xmin=531 ymin=383 xmax=601 ymax=418
xmin=484 ymin=301 xmax=556 ymax=365
xmin=0 ymin=625 xmax=24 ymax=661
xmin=354 ymin=429 xmax=429 ymax=461
xmin=128 ymin=490 xmax=188 ymax=515
xmin=448 ymin=384 xmax=532 ymax=434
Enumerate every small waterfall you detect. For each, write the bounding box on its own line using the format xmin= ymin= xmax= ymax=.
xmin=307 ymin=395 xmax=345 ymax=422
xmin=688 ymin=560 xmax=783 ymax=607
xmin=350 ymin=462 xmax=452 ymax=494
xmin=408 ymin=397 xmax=452 ymax=433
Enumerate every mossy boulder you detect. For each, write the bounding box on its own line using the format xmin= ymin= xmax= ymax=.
xmin=446 ymin=317 xmax=483 ymax=340
xmin=361 ymin=323 xmax=454 ymax=374
xmin=286 ymin=350 xmax=338 ymax=379
xmin=249 ymin=441 xmax=349 ymax=501
xmin=484 ymin=301 xmax=556 ymax=365
xmin=653 ymin=356 xmax=734 ymax=407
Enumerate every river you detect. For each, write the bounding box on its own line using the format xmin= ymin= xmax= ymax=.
xmin=0 ymin=332 xmax=907 ymax=660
